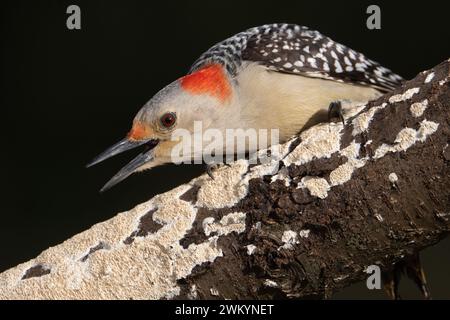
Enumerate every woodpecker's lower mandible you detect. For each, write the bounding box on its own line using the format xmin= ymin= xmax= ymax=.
xmin=87 ymin=23 xmax=404 ymax=191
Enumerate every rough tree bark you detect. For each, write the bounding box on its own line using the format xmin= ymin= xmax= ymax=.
xmin=0 ymin=59 xmax=449 ymax=300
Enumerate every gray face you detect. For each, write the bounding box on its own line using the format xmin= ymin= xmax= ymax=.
xmin=87 ymin=78 xmax=228 ymax=191
xmin=135 ymin=80 xmax=224 ymax=136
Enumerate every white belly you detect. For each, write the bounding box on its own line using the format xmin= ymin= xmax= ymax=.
xmin=235 ymin=63 xmax=382 ymax=142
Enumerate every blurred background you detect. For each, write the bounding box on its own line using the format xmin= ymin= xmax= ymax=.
xmin=1 ymin=0 xmax=449 ymax=298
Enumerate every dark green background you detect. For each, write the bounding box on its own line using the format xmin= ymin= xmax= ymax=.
xmin=1 ymin=0 xmax=449 ymax=299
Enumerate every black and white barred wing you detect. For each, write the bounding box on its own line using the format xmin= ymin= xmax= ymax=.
xmin=191 ymin=24 xmax=404 ymax=92
xmin=242 ymin=24 xmax=404 ymax=92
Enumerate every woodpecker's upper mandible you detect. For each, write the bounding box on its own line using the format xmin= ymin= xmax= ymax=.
xmin=87 ymin=23 xmax=404 ymax=191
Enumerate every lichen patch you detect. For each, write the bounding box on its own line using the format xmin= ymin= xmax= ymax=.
xmin=284 ymin=123 xmax=342 ymax=167
xmin=329 ymin=141 xmax=366 ymax=186
xmin=388 ymin=88 xmax=420 ymax=104
xmin=270 ymin=167 xmax=291 ymax=187
xmin=374 ymin=120 xmax=439 ymax=159
xmin=246 ymin=244 xmax=257 ymax=255
xmin=424 ymin=72 xmax=435 ymax=83
xmin=410 ymin=99 xmax=429 ymax=118
xmin=299 ymin=229 xmax=311 ymax=238
xmin=280 ymin=230 xmax=299 ymax=250
xmin=300 ymin=176 xmax=330 ymax=199
xmin=196 ymin=159 xmax=249 ymax=209
xmin=388 ymin=173 xmax=399 ymax=184
xmin=202 ymin=212 xmax=246 ymax=237
xmin=351 ymin=103 xmax=386 ymax=136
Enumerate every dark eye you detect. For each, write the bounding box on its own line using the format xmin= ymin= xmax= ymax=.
xmin=160 ymin=112 xmax=177 ymax=128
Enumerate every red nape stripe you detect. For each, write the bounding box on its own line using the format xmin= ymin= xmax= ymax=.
xmin=179 ymin=64 xmax=232 ymax=102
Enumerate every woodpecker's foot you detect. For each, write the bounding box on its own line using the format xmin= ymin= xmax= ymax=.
xmin=205 ymin=163 xmax=232 ymax=179
xmin=404 ymin=253 xmax=431 ymax=299
xmin=382 ymin=266 xmax=402 ymax=300
xmin=328 ymin=101 xmax=345 ymax=126
xmin=383 ymin=253 xmax=431 ymax=300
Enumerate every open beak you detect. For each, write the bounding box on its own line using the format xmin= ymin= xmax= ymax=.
xmin=86 ymin=138 xmax=159 ymax=192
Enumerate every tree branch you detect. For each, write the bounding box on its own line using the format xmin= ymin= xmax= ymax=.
xmin=1 ymin=59 xmax=449 ymax=300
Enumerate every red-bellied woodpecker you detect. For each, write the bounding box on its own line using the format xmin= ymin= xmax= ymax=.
xmin=87 ymin=23 xmax=403 ymax=191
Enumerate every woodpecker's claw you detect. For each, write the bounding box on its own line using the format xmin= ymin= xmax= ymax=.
xmin=383 ymin=266 xmax=402 ymax=300
xmin=404 ymin=253 xmax=431 ymax=299
xmin=383 ymin=253 xmax=431 ymax=300
xmin=328 ymin=101 xmax=345 ymax=126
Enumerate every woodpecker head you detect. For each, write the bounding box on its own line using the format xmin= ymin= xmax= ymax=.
xmin=87 ymin=64 xmax=233 ymax=191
